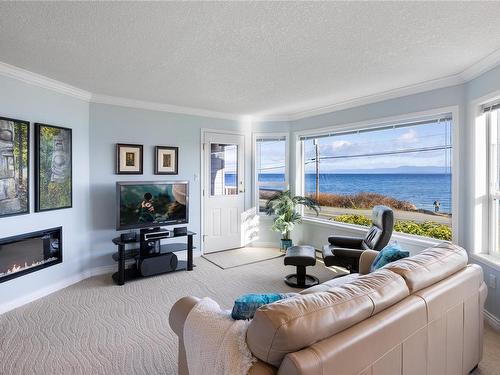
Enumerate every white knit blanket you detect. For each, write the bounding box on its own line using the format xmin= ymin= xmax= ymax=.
xmin=183 ymin=297 xmax=256 ymax=375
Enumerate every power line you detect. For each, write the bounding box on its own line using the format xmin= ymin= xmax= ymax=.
xmin=304 ymin=145 xmax=452 ymax=164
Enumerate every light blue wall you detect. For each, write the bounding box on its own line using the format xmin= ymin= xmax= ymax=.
xmin=88 ymin=103 xmax=253 ymax=268
xmin=290 ymin=85 xmax=464 ymax=131
xmin=0 ymin=75 xmax=90 ymax=310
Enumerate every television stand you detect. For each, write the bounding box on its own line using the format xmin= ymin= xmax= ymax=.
xmin=111 ymin=230 xmax=195 ymax=285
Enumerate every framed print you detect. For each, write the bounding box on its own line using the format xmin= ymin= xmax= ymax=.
xmin=35 ymin=123 xmax=72 ymax=212
xmin=0 ymin=117 xmax=29 ymax=218
xmin=155 ymin=146 xmax=178 ymax=175
xmin=116 ymin=143 xmax=143 ymax=174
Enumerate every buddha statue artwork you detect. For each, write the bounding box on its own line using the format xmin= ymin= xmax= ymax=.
xmin=0 ymin=117 xmax=29 ymax=217
xmin=35 ymin=123 xmax=72 ymax=212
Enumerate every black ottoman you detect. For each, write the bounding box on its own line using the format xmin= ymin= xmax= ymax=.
xmin=284 ymin=245 xmax=319 ymax=288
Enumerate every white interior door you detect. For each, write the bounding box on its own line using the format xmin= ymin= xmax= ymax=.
xmin=203 ymin=132 xmax=245 ymax=253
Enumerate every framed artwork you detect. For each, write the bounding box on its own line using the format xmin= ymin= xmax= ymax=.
xmin=116 ymin=143 xmax=143 ymax=174
xmin=35 ymin=123 xmax=72 ymax=212
xmin=0 ymin=117 xmax=30 ymax=218
xmin=154 ymin=146 xmax=178 ymax=175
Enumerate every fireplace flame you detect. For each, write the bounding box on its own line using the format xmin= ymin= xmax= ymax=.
xmin=1 ymin=257 xmax=58 ymax=277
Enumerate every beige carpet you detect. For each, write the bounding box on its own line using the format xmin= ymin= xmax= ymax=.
xmin=0 ymin=256 xmax=340 ymax=375
xmin=202 ymin=247 xmax=284 ymax=269
xmin=473 ymin=322 xmax=500 ymax=375
xmin=0 ymin=256 xmax=498 ymax=375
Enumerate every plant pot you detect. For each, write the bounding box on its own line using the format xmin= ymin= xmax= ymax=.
xmin=280 ymin=239 xmax=293 ymax=251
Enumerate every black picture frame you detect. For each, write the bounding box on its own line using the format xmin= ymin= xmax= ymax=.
xmin=116 ymin=143 xmax=144 ymax=175
xmin=154 ymin=146 xmax=179 ymax=175
xmin=35 ymin=123 xmax=73 ymax=212
xmin=0 ymin=116 xmax=30 ymax=218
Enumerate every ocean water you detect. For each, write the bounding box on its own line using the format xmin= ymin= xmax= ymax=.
xmin=254 ymin=173 xmax=452 ymax=214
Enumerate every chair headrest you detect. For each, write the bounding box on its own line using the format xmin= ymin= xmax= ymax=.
xmin=371 ymin=205 xmax=394 ymax=229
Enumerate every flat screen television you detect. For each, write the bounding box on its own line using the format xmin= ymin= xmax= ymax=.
xmin=116 ymin=181 xmax=188 ymax=230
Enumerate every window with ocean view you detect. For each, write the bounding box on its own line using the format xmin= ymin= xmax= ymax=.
xmin=255 ymin=135 xmax=288 ymax=212
xmin=300 ymin=116 xmax=453 ymax=240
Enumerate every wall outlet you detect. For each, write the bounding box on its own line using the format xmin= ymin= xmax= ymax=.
xmin=488 ymin=274 xmax=497 ymax=289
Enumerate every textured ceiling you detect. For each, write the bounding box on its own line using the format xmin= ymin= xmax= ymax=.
xmin=1 ymin=2 xmax=500 ymax=117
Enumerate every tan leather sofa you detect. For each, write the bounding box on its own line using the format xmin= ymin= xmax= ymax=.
xmin=170 ymin=243 xmax=487 ymax=375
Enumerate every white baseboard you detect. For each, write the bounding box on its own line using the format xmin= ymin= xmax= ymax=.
xmin=484 ymin=309 xmax=500 ymax=332
xmin=0 ymin=265 xmax=115 ymax=315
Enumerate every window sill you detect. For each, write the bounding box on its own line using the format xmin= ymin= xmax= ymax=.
xmin=470 ymin=253 xmax=500 ymax=272
xmin=302 ymin=216 xmax=442 ymax=247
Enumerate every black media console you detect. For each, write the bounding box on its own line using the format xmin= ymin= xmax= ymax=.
xmin=111 ymin=230 xmax=195 ymax=285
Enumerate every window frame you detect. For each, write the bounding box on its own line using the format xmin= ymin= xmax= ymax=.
xmin=252 ymin=132 xmax=290 ymax=215
xmin=293 ymin=107 xmax=459 ymax=243
xmin=487 ymin=108 xmax=500 ymax=260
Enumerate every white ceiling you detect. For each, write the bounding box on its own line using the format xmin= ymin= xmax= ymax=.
xmin=1 ymin=2 xmax=500 ymax=119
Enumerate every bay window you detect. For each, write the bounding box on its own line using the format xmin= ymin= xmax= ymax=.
xmin=299 ymin=116 xmax=453 ymax=240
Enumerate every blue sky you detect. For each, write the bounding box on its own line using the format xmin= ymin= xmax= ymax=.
xmin=303 ymin=120 xmax=452 ymax=173
xmin=224 ymin=120 xmax=452 ymax=175
xmin=256 ymin=140 xmax=286 ymax=175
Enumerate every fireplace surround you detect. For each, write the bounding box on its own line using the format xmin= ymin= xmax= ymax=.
xmin=0 ymin=227 xmax=62 ymax=283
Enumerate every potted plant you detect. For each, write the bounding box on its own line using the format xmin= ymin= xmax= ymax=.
xmin=265 ymin=190 xmax=320 ymax=251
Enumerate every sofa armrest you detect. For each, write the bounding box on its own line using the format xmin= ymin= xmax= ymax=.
xmin=328 ymin=236 xmax=364 ymax=248
xmin=358 ymin=250 xmax=379 ymax=275
xmin=169 ymin=296 xmax=200 ymax=375
xmin=169 ymin=296 xmax=278 ymax=375
xmin=169 ymin=296 xmax=201 ymax=336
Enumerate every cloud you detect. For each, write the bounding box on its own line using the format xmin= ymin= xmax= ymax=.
xmin=398 ymin=129 xmax=417 ymax=143
xmin=333 ymin=140 xmax=352 ymax=149
xmin=320 ymin=140 xmax=353 ymax=154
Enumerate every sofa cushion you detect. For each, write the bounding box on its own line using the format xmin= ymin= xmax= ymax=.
xmin=299 ymin=273 xmax=360 ymax=294
xmin=383 ymin=242 xmax=468 ymax=294
xmin=246 ymin=269 xmax=409 ymax=367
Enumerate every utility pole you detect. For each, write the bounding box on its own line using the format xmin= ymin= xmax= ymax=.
xmin=313 ymin=139 xmax=320 ymax=201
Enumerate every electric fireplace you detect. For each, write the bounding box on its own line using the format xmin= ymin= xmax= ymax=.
xmin=0 ymin=227 xmax=62 ymax=283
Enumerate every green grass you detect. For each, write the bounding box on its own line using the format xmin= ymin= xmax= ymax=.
xmin=332 ymin=214 xmax=451 ymax=241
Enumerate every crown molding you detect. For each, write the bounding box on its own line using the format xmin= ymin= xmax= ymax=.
xmin=257 ymin=73 xmax=465 ymax=122
xmin=0 ymin=61 xmax=92 ymax=101
xmin=459 ymin=47 xmax=500 ymax=82
xmin=2 ymin=48 xmax=500 ymax=123
xmin=90 ymin=94 xmax=243 ymax=121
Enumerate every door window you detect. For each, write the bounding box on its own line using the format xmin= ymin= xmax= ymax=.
xmin=210 ymin=143 xmax=238 ymax=196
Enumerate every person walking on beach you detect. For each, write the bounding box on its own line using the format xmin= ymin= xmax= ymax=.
xmin=433 ymin=200 xmax=440 ymax=213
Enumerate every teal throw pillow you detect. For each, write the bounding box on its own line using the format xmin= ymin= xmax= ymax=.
xmin=370 ymin=242 xmax=410 ymax=272
xmin=231 ymin=293 xmax=298 ymax=320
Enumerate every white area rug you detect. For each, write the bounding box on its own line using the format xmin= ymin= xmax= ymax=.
xmin=202 ymin=247 xmax=284 ymax=269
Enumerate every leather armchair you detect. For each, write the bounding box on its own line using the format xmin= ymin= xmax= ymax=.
xmin=322 ymin=205 xmax=394 ymax=272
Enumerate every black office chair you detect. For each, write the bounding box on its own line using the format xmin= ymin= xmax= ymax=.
xmin=322 ymin=205 xmax=394 ymax=273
